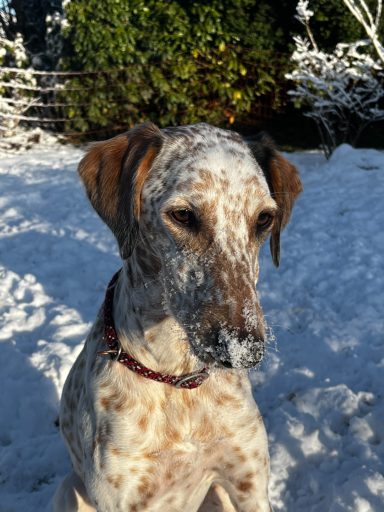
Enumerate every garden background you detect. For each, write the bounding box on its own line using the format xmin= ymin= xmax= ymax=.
xmin=1 ymin=0 xmax=383 ymax=150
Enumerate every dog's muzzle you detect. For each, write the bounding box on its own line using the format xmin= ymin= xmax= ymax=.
xmin=190 ymin=327 xmax=265 ymax=369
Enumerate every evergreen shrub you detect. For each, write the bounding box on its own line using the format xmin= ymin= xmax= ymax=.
xmin=61 ymin=0 xmax=289 ymax=133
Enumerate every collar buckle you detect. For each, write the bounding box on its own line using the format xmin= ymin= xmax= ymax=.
xmin=174 ymin=370 xmax=210 ymax=389
xmin=97 ymin=345 xmax=122 ymax=361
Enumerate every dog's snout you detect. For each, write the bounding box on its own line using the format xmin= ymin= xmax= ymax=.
xmin=206 ymin=324 xmax=265 ymax=369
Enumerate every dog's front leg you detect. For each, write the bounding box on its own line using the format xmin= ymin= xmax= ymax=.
xmin=226 ymin=461 xmax=273 ymax=512
xmin=219 ymin=423 xmax=273 ymax=512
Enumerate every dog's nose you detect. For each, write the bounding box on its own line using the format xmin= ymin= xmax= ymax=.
xmin=237 ymin=328 xmax=265 ymax=345
xmin=210 ymin=326 xmax=265 ymax=369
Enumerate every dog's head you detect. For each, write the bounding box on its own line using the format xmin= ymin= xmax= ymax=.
xmin=79 ymin=122 xmax=302 ymax=369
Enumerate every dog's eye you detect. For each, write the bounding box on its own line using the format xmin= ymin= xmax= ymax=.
xmin=257 ymin=211 xmax=274 ymax=231
xmin=170 ymin=209 xmax=196 ymax=227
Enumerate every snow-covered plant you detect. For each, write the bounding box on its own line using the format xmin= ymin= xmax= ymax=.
xmin=287 ymin=0 xmax=384 ymax=158
xmin=0 ymin=31 xmax=37 ymax=136
xmin=343 ymin=0 xmax=384 ymax=64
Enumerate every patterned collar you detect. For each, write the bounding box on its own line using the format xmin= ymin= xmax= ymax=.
xmin=97 ymin=270 xmax=209 ymax=389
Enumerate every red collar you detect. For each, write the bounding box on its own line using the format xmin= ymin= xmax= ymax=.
xmin=97 ymin=270 xmax=209 ymax=389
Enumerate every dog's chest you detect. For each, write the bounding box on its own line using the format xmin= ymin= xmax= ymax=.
xmin=91 ymin=391 xmax=237 ymax=509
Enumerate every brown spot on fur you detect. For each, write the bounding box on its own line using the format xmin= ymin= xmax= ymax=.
xmin=234 ymin=446 xmax=247 ymax=463
xmin=218 ymin=176 xmax=230 ymax=189
xmin=200 ymin=200 xmax=215 ymax=218
xmin=112 ymin=400 xmax=124 ymax=412
xmin=138 ymin=475 xmax=152 ymax=496
xmin=100 ymin=397 xmax=110 ymax=410
xmin=107 ymin=474 xmax=123 ymax=489
xmin=243 ymin=175 xmax=260 ymax=187
xmin=143 ymin=452 xmax=157 ymax=461
xmin=192 ymin=169 xmax=215 ymax=192
xmin=146 ymin=332 xmax=156 ymax=343
xmin=100 ymin=388 xmax=132 ymax=412
xmin=146 ymin=466 xmax=157 ymax=476
xmin=169 ymin=425 xmax=182 ymax=442
xmin=138 ymin=415 xmax=148 ymax=431
xmin=238 ymin=453 xmax=247 ymax=463
xmin=219 ymin=425 xmax=234 ymax=439
xmin=158 ymin=424 xmax=182 ymax=446
xmin=237 ymin=479 xmax=253 ymax=493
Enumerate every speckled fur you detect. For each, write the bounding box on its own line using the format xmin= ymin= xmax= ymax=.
xmin=54 ymin=123 xmax=302 ymax=512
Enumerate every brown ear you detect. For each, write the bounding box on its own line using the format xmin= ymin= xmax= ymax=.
xmin=248 ymin=133 xmax=303 ymax=267
xmin=78 ymin=122 xmax=163 ymax=259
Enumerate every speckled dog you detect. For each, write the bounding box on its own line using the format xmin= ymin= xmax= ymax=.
xmin=54 ymin=123 xmax=302 ymax=512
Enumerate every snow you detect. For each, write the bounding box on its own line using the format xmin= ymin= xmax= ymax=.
xmin=0 ymin=140 xmax=383 ymax=511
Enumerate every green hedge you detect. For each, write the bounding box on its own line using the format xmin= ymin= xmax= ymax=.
xmin=60 ymin=0 xmax=290 ymax=133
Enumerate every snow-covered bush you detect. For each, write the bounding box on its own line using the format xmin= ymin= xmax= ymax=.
xmin=287 ymin=0 xmax=384 ymax=158
xmin=0 ymin=31 xmax=37 ymax=136
xmin=0 ymin=0 xmax=70 ymax=138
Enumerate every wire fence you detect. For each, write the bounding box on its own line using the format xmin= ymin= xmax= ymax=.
xmin=0 ymin=65 xmax=289 ymax=141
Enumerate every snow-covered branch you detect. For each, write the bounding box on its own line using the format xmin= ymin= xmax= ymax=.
xmin=295 ymin=0 xmax=318 ymax=51
xmin=342 ymin=0 xmax=384 ymax=64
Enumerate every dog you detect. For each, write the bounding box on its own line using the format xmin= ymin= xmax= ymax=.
xmin=53 ymin=122 xmax=302 ymax=512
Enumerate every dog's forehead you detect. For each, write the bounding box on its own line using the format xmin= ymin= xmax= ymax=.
xmin=150 ymin=123 xmax=270 ymax=199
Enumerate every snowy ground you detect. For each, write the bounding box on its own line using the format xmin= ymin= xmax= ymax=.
xmin=0 ymin=139 xmax=383 ymax=511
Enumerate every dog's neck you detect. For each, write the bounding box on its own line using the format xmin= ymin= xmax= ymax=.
xmin=112 ymin=253 xmax=201 ymax=376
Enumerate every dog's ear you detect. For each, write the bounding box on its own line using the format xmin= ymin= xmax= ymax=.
xmin=78 ymin=122 xmax=163 ymax=259
xmin=248 ymin=133 xmax=303 ymax=267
